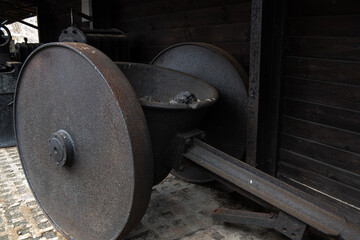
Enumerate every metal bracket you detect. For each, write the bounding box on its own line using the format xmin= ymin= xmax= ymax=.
xmin=212 ymin=209 xmax=306 ymax=240
xmin=165 ymin=129 xmax=205 ymax=171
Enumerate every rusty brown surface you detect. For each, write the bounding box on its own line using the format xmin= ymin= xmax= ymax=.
xmin=14 ymin=43 xmax=153 ymax=240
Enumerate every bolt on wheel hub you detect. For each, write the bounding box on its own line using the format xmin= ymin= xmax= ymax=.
xmin=48 ymin=130 xmax=75 ymax=167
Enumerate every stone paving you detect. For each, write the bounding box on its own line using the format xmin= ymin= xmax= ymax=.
xmin=0 ymin=147 xmax=286 ymax=240
xmin=0 ymin=147 xmax=66 ymax=240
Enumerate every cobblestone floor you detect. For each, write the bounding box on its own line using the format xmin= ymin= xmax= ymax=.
xmin=0 ymin=148 xmax=66 ymax=240
xmin=0 ymin=147 xmax=286 ymax=240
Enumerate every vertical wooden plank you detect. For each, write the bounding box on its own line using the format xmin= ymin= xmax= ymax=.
xmin=256 ymin=0 xmax=286 ymax=175
xmin=278 ymin=0 xmax=360 ymax=221
xmin=246 ymin=0 xmax=263 ymax=167
xmin=37 ymin=0 xmax=82 ymax=42
xmin=92 ymin=0 xmax=114 ymax=28
xmin=246 ymin=0 xmax=285 ymax=173
xmin=37 ymin=0 xmax=58 ymax=42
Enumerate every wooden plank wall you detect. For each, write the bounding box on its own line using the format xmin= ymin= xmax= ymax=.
xmin=278 ymin=0 xmax=360 ymax=223
xmin=38 ymin=0 xmax=82 ymax=42
xmin=109 ymin=0 xmax=252 ymax=70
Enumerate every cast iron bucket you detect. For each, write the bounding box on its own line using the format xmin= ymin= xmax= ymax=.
xmin=116 ymin=62 xmax=219 ymax=184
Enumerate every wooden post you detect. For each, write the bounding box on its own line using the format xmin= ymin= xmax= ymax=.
xmin=246 ymin=0 xmax=263 ymax=167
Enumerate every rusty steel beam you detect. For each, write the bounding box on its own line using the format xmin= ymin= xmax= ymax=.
xmin=184 ymin=139 xmax=360 ymax=240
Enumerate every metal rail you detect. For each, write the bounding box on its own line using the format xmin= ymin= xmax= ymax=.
xmin=184 ymin=139 xmax=360 ymax=240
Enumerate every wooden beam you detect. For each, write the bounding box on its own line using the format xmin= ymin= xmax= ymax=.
xmin=246 ymin=0 xmax=263 ymax=167
xmin=246 ymin=0 xmax=286 ymax=174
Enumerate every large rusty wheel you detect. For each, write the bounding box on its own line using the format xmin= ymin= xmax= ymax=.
xmin=152 ymin=42 xmax=248 ymax=183
xmin=15 ymin=43 xmax=153 ymax=240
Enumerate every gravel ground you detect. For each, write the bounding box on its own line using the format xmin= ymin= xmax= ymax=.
xmin=0 ymin=147 xmax=286 ymax=240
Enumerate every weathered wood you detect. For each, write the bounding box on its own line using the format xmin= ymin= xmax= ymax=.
xmin=285 ymin=37 xmax=360 ymax=61
xmin=113 ymin=0 xmax=252 ymax=72
xmin=284 ymin=57 xmax=360 ymax=86
xmin=282 ymin=116 xmax=360 ymax=154
xmin=280 ymin=133 xmax=360 ymax=175
xmin=278 ymin=0 xmax=360 ymax=223
xmin=255 ymin=0 xmax=286 ymax=175
xmin=246 ymin=0 xmax=263 ymax=167
xmin=126 ymin=22 xmax=250 ymax=46
xmin=287 ymin=15 xmax=360 ymax=37
xmin=37 ymin=0 xmax=57 ymax=42
xmin=283 ymin=76 xmax=360 ymax=111
xmin=287 ymin=0 xmax=360 ymax=17
xmin=38 ymin=0 xmax=82 ymax=41
xmin=0 ymin=0 xmax=36 ymax=24
xmin=283 ymin=98 xmax=360 ymax=133
xmin=189 ymin=22 xmax=250 ymax=43
xmin=115 ymin=2 xmax=251 ymax=32
xmin=278 ymin=162 xmax=360 ymax=208
xmin=279 ymin=149 xmax=360 ymax=189
xmin=114 ymin=0 xmax=245 ymax=19
xmin=127 ymin=29 xmax=188 ymax=46
xmin=278 ymin=174 xmax=360 ymax=225
xmin=125 ymin=22 xmax=251 ymax=69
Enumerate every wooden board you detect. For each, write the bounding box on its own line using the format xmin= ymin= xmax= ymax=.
xmin=279 ymin=148 xmax=360 ymax=189
xmin=278 ymin=174 xmax=360 ymax=225
xmin=287 ymin=0 xmax=360 ymax=17
xmin=278 ymin=162 xmax=360 ymax=209
xmin=284 ymin=57 xmax=360 ymax=86
xmin=115 ymin=2 xmax=251 ymax=32
xmin=280 ymin=133 xmax=360 ymax=174
xmin=0 ymin=0 xmax=36 ymax=24
xmin=285 ymin=37 xmax=360 ymax=61
xmin=114 ymin=0 xmax=246 ymax=19
xmin=110 ymin=0 xmax=251 ymax=70
xmin=283 ymin=99 xmax=360 ymax=133
xmin=287 ymin=15 xmax=360 ymax=37
xmin=282 ymin=116 xmax=360 ymax=154
xmin=283 ymin=76 xmax=360 ymax=111
xmin=278 ymin=0 xmax=360 ymax=216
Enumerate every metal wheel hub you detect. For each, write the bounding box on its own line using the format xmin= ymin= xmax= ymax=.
xmin=48 ymin=130 xmax=75 ymax=167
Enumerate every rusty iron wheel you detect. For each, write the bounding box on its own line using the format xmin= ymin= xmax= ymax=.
xmin=152 ymin=42 xmax=248 ymax=183
xmin=15 ymin=42 xmax=153 ymax=240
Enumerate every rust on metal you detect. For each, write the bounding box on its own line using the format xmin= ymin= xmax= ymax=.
xmin=184 ymin=139 xmax=360 ymax=240
xmin=15 ymin=42 xmax=153 ymax=240
xmin=117 ymin=62 xmax=218 ymax=185
xmin=151 ymin=42 xmax=248 ymax=183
